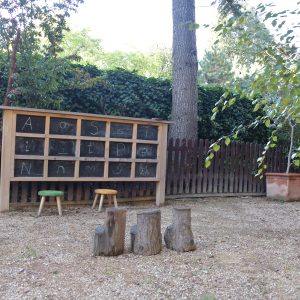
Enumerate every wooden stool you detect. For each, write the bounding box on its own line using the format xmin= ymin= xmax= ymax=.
xmin=37 ymin=190 xmax=64 ymax=217
xmin=92 ymin=189 xmax=118 ymax=212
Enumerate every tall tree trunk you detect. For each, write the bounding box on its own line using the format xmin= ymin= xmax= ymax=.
xmin=4 ymin=28 xmax=21 ymax=106
xmin=170 ymin=0 xmax=198 ymax=140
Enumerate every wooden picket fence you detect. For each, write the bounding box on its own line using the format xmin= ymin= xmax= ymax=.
xmin=166 ymin=138 xmax=287 ymax=196
xmin=1 ymin=137 xmax=287 ymax=206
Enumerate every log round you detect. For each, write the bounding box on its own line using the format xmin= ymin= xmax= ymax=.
xmin=130 ymin=209 xmax=162 ymax=255
xmin=93 ymin=207 xmax=127 ymax=256
xmin=164 ymin=207 xmax=196 ymax=252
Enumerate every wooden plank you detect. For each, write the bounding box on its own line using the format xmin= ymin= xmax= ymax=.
xmin=207 ymin=140 xmax=215 ymax=193
xmin=0 ymin=105 xmax=171 ymax=125
xmin=31 ymin=182 xmax=38 ymax=203
xmin=178 ymin=139 xmax=187 ymax=194
xmin=172 ymin=138 xmax=180 ymax=195
xmin=156 ymin=123 xmax=168 ymax=205
xmin=184 ymin=139 xmax=193 ymax=194
xmin=257 ymin=144 xmax=263 ymax=193
xmin=11 ymin=182 xmax=19 ymax=203
xmin=229 ymin=142 xmax=236 ymax=193
xmin=238 ymin=142 xmax=245 ymax=193
xmin=202 ymin=139 xmax=210 ymax=193
xmin=218 ymin=142 xmax=225 ymax=193
xmin=21 ymin=182 xmax=29 ymax=203
xmin=234 ymin=143 xmax=240 ymax=193
xmin=0 ymin=110 xmax=14 ymax=211
xmin=166 ymin=138 xmax=174 ymax=195
xmin=196 ymin=139 xmax=204 ymax=193
xmin=67 ymin=182 xmax=74 ymax=201
xmin=248 ymin=143 xmax=254 ymax=193
xmin=83 ymin=183 xmax=90 ymax=201
xmin=190 ymin=139 xmax=198 ymax=194
xmin=252 ymin=143 xmax=259 ymax=193
xmin=76 ymin=182 xmax=83 ymax=201
xmin=223 ymin=142 xmax=230 ymax=193
xmin=58 ymin=182 xmax=65 ymax=201
xmin=213 ymin=142 xmax=221 ymax=193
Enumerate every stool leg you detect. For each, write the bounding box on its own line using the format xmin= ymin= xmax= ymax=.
xmin=113 ymin=195 xmax=118 ymax=208
xmin=37 ymin=196 xmax=46 ymax=217
xmin=98 ymin=194 xmax=104 ymax=212
xmin=92 ymin=194 xmax=98 ymax=209
xmin=108 ymin=195 xmax=112 ymax=206
xmin=56 ymin=196 xmax=62 ymax=216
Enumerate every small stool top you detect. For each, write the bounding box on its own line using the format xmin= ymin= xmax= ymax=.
xmin=38 ymin=190 xmax=64 ymax=197
xmin=95 ymin=189 xmax=118 ymax=195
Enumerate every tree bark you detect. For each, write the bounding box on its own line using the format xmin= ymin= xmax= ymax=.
xmin=130 ymin=209 xmax=162 ymax=255
xmin=4 ymin=28 xmax=21 ymax=106
xmin=93 ymin=208 xmax=127 ymax=256
xmin=170 ymin=0 xmax=198 ymax=140
xmin=164 ymin=207 xmax=196 ymax=252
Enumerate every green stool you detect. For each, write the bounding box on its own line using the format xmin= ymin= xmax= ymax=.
xmin=37 ymin=190 xmax=64 ymax=217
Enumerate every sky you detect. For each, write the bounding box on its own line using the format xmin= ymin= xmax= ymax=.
xmin=69 ymin=0 xmax=299 ymax=58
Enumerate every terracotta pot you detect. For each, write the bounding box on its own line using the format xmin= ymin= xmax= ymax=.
xmin=266 ymin=173 xmax=300 ymax=202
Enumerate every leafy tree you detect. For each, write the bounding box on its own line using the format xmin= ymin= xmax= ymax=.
xmin=218 ymin=9 xmax=274 ymax=71
xmin=0 ymin=0 xmax=84 ymax=106
xmin=206 ymin=3 xmax=300 ymax=173
xmin=59 ymin=28 xmax=105 ymax=66
xmin=59 ymin=28 xmax=172 ymax=79
xmin=198 ymin=46 xmax=234 ymax=85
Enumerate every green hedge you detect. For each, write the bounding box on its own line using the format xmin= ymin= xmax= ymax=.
xmin=57 ymin=65 xmax=268 ymax=142
xmin=0 ymin=64 xmax=268 ymax=142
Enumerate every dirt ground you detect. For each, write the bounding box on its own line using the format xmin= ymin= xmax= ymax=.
xmin=0 ymin=196 xmax=299 ymax=300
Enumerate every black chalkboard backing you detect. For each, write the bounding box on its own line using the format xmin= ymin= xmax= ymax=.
xmin=109 ymin=142 xmax=132 ymax=158
xmin=110 ymin=122 xmax=133 ymax=139
xmin=15 ymin=137 xmax=45 ymax=156
xmin=108 ymin=162 xmax=131 ymax=177
xmin=79 ymin=161 xmax=104 ymax=177
xmin=49 ymin=139 xmax=76 ymax=156
xmin=16 ymin=115 xmax=46 ymax=134
xmin=81 ymin=120 xmax=106 ymax=137
xmin=136 ymin=144 xmax=157 ymax=159
xmin=14 ymin=159 xmax=44 ymax=177
xmin=80 ymin=141 xmax=104 ymax=157
xmin=135 ymin=163 xmax=157 ymax=177
xmin=48 ymin=161 xmax=75 ymax=177
xmin=50 ymin=117 xmax=77 ymax=135
xmin=137 ymin=125 xmax=158 ymax=140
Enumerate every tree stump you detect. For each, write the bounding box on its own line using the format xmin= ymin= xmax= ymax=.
xmin=93 ymin=207 xmax=127 ymax=256
xmin=130 ymin=209 xmax=162 ymax=255
xmin=164 ymin=207 xmax=196 ymax=252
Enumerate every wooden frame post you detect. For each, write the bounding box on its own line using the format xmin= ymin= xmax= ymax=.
xmin=0 ymin=110 xmax=13 ymax=211
xmin=156 ymin=124 xmax=168 ymax=206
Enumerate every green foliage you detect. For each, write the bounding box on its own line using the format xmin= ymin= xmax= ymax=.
xmin=59 ymin=28 xmax=172 ymax=79
xmin=58 ymin=66 xmax=172 ymax=119
xmin=219 ymin=9 xmax=274 ymax=70
xmin=198 ymin=46 xmax=234 ymax=85
xmin=59 ymin=28 xmax=104 ymax=65
xmin=0 ymin=0 xmax=84 ymax=106
xmin=198 ymin=85 xmax=268 ymax=142
xmin=56 ymin=66 xmax=268 ymax=143
xmin=206 ymin=3 xmax=300 ymax=174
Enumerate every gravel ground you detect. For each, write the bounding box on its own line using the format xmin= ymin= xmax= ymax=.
xmin=0 ymin=197 xmax=299 ymax=300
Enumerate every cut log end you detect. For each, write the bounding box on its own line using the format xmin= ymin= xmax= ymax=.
xmin=93 ymin=208 xmax=127 ymax=256
xmin=164 ymin=207 xmax=196 ymax=252
xmin=131 ymin=209 xmax=162 ymax=256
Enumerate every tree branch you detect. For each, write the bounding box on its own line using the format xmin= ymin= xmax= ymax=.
xmin=3 ymin=28 xmax=21 ymax=106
